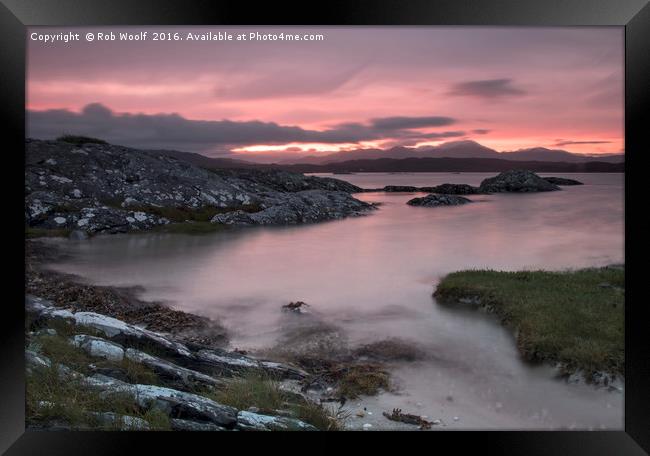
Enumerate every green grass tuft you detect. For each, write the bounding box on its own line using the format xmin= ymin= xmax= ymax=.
xmin=209 ymin=373 xmax=341 ymax=430
xmin=336 ymin=365 xmax=390 ymax=398
xmin=434 ymin=267 xmax=624 ymax=376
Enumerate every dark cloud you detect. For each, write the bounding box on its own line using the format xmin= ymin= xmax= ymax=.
xmin=472 ymin=129 xmax=491 ymax=135
xmin=370 ymin=116 xmax=456 ymax=130
xmin=448 ymin=79 xmax=526 ymax=99
xmin=27 ymin=103 xmax=463 ymax=153
xmin=553 ymin=140 xmax=612 ymax=146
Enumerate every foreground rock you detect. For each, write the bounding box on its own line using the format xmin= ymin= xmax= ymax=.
xmin=419 ymin=183 xmax=482 ymax=195
xmin=543 ymin=177 xmax=584 ymax=186
xmin=26 ymin=295 xmax=306 ymax=381
xmin=406 ymin=194 xmax=471 ymax=207
xmin=479 ymin=170 xmax=561 ymax=193
xmin=25 ymin=138 xmax=373 ymax=234
xmin=236 ymin=411 xmax=317 ymax=431
xmin=103 ymin=383 xmax=239 ymax=428
xmin=26 ymin=296 xmax=321 ymax=431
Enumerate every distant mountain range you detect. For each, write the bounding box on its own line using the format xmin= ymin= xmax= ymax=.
xmin=271 ymin=140 xmax=624 ymax=165
xmin=275 ymin=157 xmax=624 ymax=173
xmin=154 ymin=140 xmax=624 ymax=173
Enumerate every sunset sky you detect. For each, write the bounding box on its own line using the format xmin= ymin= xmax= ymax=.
xmin=27 ymin=27 xmax=624 ymax=159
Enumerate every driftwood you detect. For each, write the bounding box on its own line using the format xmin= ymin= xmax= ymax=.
xmin=382 ymin=408 xmax=434 ymax=430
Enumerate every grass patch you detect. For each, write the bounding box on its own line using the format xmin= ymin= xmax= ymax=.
xmin=209 ymin=373 xmax=341 ymax=430
xmin=26 ymin=227 xmax=71 ymax=239
xmin=37 ymin=334 xmax=95 ymax=375
xmin=434 ymin=267 xmax=624 ymax=376
xmin=127 ymin=203 xmax=262 ymax=224
xmin=211 ymin=373 xmax=285 ymax=412
xmin=26 ymin=331 xmax=169 ymax=430
xmin=57 ymin=135 xmax=108 ymax=145
xmin=26 ymin=364 xmax=144 ymax=429
xmin=142 ymin=409 xmax=171 ymax=431
xmin=336 ymin=365 xmax=390 ymax=398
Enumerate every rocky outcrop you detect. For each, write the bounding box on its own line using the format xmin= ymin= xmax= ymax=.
xmin=382 ymin=186 xmax=420 ymax=192
xmin=25 ymin=138 xmax=373 ymax=235
xmin=361 ymin=184 xmax=481 ymax=194
xmin=210 ymin=190 xmax=373 ymax=225
xmin=103 ymin=383 xmax=239 ymax=428
xmin=419 ymin=184 xmax=482 ymax=195
xmin=210 ymin=168 xmax=362 ymax=193
xmin=406 ymin=194 xmax=472 ymax=207
xmin=479 ymin=170 xmax=561 ymax=193
xmin=26 ymin=296 xmax=320 ymax=431
xmin=26 ymin=295 xmax=305 ymax=381
xmin=543 ymin=177 xmax=584 ymax=186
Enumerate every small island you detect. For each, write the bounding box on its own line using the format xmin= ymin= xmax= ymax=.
xmin=434 ymin=266 xmax=624 ymax=384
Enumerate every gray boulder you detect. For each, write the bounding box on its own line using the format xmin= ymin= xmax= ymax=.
xmin=170 ymin=418 xmax=226 ymax=431
xmin=87 ymin=412 xmax=151 ymax=430
xmin=195 ymin=348 xmax=307 ymax=380
xmin=236 ymin=411 xmax=317 ymax=431
xmin=101 ymin=383 xmax=238 ymax=428
xmin=407 ymin=194 xmax=472 ymax=207
xmin=124 ymin=348 xmax=223 ymax=389
xmin=479 ymin=170 xmax=561 ymax=193
xmin=71 ymin=312 xmax=194 ymax=360
xmin=71 ymin=334 xmax=125 ymax=361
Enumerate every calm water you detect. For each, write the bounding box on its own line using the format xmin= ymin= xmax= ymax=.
xmin=45 ymin=172 xmax=624 ymax=430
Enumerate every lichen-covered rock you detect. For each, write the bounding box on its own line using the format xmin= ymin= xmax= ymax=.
xmin=87 ymin=412 xmax=151 ymax=430
xmin=210 ymin=168 xmax=362 ymax=193
xmin=479 ymin=170 xmax=561 ymax=193
xmin=25 ymin=138 xmax=371 ymax=234
xmin=195 ymin=348 xmax=307 ymax=380
xmin=170 ymin=418 xmax=226 ymax=431
xmin=72 ymin=312 xmax=194 ymax=360
xmin=26 ymin=295 xmax=305 ymax=381
xmin=406 ymin=194 xmax=472 ymax=207
xmin=102 ymin=384 xmax=238 ymax=428
xmin=124 ymin=348 xmax=222 ymax=389
xmin=419 ymin=183 xmax=482 ymax=195
xmin=211 ymin=190 xmax=373 ymax=225
xmin=26 ymin=349 xmax=52 ymax=371
xmin=71 ymin=334 xmax=125 ymax=361
xmin=236 ymin=411 xmax=317 ymax=431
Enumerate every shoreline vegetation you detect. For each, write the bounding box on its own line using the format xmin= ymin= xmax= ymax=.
xmin=434 ymin=266 xmax=624 ymax=383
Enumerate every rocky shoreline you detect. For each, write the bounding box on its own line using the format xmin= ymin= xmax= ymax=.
xmin=25 ymin=240 xmax=433 ymax=431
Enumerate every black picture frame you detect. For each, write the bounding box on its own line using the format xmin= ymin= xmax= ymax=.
xmin=2 ymin=0 xmax=648 ymax=454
